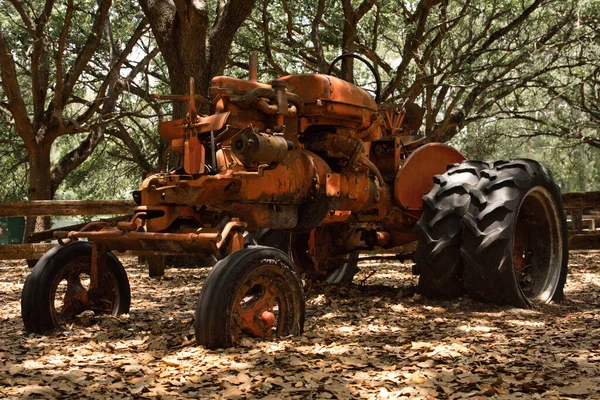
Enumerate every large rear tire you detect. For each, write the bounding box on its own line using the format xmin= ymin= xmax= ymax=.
xmin=461 ymin=159 xmax=568 ymax=307
xmin=195 ymin=246 xmax=304 ymax=349
xmin=415 ymin=161 xmax=488 ymax=298
xmin=21 ymin=241 xmax=131 ymax=333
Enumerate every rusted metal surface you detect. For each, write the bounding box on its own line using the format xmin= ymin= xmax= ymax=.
xmin=51 ymin=59 xmax=470 ymax=301
xmin=232 ymin=273 xmax=281 ymax=340
xmin=51 ymin=256 xmax=118 ymax=325
xmin=394 ymin=143 xmax=465 ymax=211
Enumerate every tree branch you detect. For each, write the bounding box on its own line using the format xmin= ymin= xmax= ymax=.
xmin=207 ymin=0 xmax=257 ymax=80
xmin=7 ymin=0 xmax=35 ymax=33
xmin=109 ymin=121 xmax=155 ymax=174
xmin=49 ymin=129 xmax=105 ymax=192
xmin=0 ymin=29 xmax=35 ymax=150
xmin=54 ymin=0 xmax=74 ymax=121
xmin=72 ymin=18 xmax=149 ymax=127
xmin=31 ymin=0 xmax=55 ymax=129
xmin=60 ymin=0 xmax=112 ymax=107
xmin=261 ymin=0 xmax=287 ymax=76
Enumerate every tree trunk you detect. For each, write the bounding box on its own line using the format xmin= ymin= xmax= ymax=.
xmin=340 ymin=0 xmax=376 ymax=83
xmin=139 ymin=0 xmax=256 ymax=119
xmin=341 ymin=1 xmax=355 ymax=83
xmin=341 ymin=22 xmax=355 ymax=83
xmin=24 ymin=139 xmax=53 ymax=239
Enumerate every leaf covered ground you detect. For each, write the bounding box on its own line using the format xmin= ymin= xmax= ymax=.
xmin=1 ymin=253 xmax=599 ymax=399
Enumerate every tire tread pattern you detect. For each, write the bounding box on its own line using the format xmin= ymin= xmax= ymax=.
xmin=461 ymin=159 xmax=568 ymax=307
xmin=415 ymin=160 xmax=488 ymax=298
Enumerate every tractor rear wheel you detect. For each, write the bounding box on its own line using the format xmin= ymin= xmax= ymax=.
xmin=195 ymin=246 xmax=304 ymax=349
xmin=415 ymin=161 xmax=488 ymax=298
xmin=21 ymin=241 xmax=130 ymax=333
xmin=461 ymin=159 xmax=568 ymax=307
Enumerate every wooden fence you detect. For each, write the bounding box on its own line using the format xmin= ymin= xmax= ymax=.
xmin=0 ymin=192 xmax=598 ymax=262
xmin=563 ymin=192 xmax=600 ymax=250
xmin=0 ymin=200 xmax=134 ymax=260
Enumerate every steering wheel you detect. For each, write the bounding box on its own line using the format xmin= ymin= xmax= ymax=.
xmin=327 ymin=53 xmax=382 ymax=105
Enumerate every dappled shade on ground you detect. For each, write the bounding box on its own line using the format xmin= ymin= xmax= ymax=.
xmin=1 ymin=254 xmax=599 ymax=399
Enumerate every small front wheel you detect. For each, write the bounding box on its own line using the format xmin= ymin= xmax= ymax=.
xmin=195 ymin=246 xmax=305 ymax=349
xmin=21 ymin=241 xmax=131 ymax=333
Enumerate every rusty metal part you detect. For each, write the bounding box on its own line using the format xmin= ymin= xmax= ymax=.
xmin=357 ymin=154 xmax=384 ymax=186
xmin=394 ymin=143 xmax=465 ymax=211
xmin=189 ymin=78 xmax=198 ymax=121
xmin=152 ymin=93 xmax=210 ymax=105
xmin=291 ymin=226 xmax=357 ymax=277
xmin=376 ymin=231 xmax=392 ymax=247
xmin=327 ymin=53 xmax=382 ymax=105
xmin=231 ymin=130 xmax=292 ymax=166
xmin=184 ymin=138 xmax=205 ymax=175
xmin=272 ymin=80 xmax=289 ymax=116
xmin=282 ymin=74 xmax=377 ymax=112
xmin=381 ymin=102 xmax=423 ymax=134
xmin=304 ymin=133 xmax=366 ymax=160
xmin=50 ymin=254 xmax=119 ymax=325
xmin=158 ymin=112 xmax=230 ymax=141
xmin=230 ymin=87 xmax=304 ymax=115
xmin=55 ymin=219 xmax=247 ymax=257
xmin=231 ymin=270 xmax=287 ymax=340
xmin=352 ymin=114 xmax=383 ymax=142
xmin=255 ymin=98 xmax=297 ymax=117
xmin=115 ymin=212 xmax=146 ymax=231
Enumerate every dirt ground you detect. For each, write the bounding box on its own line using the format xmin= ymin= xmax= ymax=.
xmin=1 ymin=252 xmax=599 ymax=399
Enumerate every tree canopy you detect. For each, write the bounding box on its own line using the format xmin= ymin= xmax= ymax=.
xmin=0 ymin=0 xmax=598 ymax=216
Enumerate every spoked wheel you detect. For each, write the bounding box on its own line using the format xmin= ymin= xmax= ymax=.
xmin=195 ymin=246 xmax=304 ymax=349
xmin=21 ymin=241 xmax=131 ymax=333
xmin=415 ymin=160 xmax=488 ymax=298
xmin=290 ymin=232 xmax=360 ymax=284
xmin=461 ymin=159 xmax=568 ymax=307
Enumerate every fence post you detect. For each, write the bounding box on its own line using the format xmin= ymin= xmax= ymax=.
xmin=147 ymin=254 xmax=165 ymax=277
xmin=571 ymin=209 xmax=584 ymax=232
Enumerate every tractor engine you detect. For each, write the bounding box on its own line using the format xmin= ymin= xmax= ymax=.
xmin=122 ymin=58 xmax=465 ymax=272
xmin=137 ymin=74 xmax=384 ymax=226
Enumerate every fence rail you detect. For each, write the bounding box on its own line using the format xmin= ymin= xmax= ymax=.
xmin=0 ymin=200 xmax=135 ymax=217
xmin=0 ymin=192 xmax=598 ymax=261
xmin=0 ymin=200 xmax=135 ymax=260
xmin=562 ymin=192 xmax=600 ymax=210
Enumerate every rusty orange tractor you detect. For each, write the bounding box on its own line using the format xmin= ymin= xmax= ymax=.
xmin=21 ymin=55 xmax=568 ymax=348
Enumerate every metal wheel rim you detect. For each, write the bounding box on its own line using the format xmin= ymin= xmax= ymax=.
xmin=512 ymin=186 xmax=563 ymax=303
xmin=230 ymin=265 xmax=290 ymax=342
xmin=49 ymin=258 xmax=121 ymax=326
